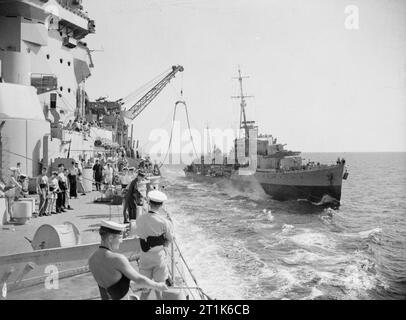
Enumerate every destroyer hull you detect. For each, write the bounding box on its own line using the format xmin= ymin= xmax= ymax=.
xmin=186 ymin=163 xmax=345 ymax=203
xmin=259 ymin=183 xmax=341 ymax=203
xmin=252 ymin=164 xmax=345 ymax=202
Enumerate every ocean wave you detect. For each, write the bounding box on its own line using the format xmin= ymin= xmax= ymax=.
xmin=162 ymin=159 xmax=406 ymax=299
xmin=358 ymin=228 xmax=383 ymax=244
xmin=288 ymin=231 xmax=337 ymax=251
xmin=282 ymin=224 xmax=295 ymax=233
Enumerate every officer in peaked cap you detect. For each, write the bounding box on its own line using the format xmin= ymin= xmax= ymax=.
xmin=148 ymin=190 xmax=167 ymax=204
xmin=100 ymin=220 xmax=126 ymax=235
xmin=88 ymin=220 xmax=168 ymax=300
xmin=134 ymin=189 xmax=173 ymax=300
xmin=123 ymin=169 xmax=147 ymax=222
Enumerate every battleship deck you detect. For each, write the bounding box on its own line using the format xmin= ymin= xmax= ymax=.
xmin=0 ymin=190 xmax=139 ymax=300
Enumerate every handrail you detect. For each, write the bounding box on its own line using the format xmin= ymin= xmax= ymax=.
xmin=171 ymin=238 xmax=213 ymax=300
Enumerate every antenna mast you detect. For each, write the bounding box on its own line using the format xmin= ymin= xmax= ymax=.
xmin=232 ymin=67 xmax=254 ymax=139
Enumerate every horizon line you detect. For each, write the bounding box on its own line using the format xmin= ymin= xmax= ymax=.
xmin=145 ymin=151 xmax=406 ymax=154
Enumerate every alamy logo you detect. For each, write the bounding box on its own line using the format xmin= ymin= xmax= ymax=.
xmin=148 ymin=121 xmax=236 ymax=165
xmin=44 ymin=265 xmax=59 ymax=290
xmin=344 ymin=5 xmax=360 ymax=30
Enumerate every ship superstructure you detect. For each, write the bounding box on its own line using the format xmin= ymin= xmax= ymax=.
xmin=0 ymin=0 xmax=183 ymax=182
xmin=0 ymin=0 xmax=102 ymax=179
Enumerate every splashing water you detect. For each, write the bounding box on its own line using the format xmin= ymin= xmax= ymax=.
xmin=160 ymin=153 xmax=406 ymax=300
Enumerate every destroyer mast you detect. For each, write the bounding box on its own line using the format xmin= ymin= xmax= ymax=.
xmin=232 ymin=67 xmax=256 ymax=157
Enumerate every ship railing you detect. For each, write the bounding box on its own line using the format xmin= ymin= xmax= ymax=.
xmin=168 ymin=238 xmax=213 ymax=300
xmin=56 ymin=0 xmax=90 ymax=20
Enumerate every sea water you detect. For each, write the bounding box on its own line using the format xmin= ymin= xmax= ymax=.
xmin=163 ymin=153 xmax=406 ymax=300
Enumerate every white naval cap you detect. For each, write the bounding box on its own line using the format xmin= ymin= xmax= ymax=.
xmin=100 ymin=220 xmax=126 ymax=233
xmin=148 ymin=190 xmax=168 ymax=204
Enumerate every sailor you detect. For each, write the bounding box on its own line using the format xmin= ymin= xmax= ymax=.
xmin=65 ymin=120 xmax=73 ymax=131
xmin=120 ymin=167 xmax=131 ymax=189
xmin=123 ymin=170 xmax=147 ymax=222
xmin=68 ymin=161 xmax=78 ymax=199
xmin=121 ymin=167 xmax=132 ymax=223
xmin=136 ymin=170 xmax=150 ymax=200
xmin=128 ymin=167 xmax=137 ymax=181
xmin=93 ymin=159 xmax=103 ymax=192
xmin=16 ymin=162 xmax=22 ymax=179
xmin=134 ymin=190 xmax=174 ymax=300
xmin=153 ymin=161 xmax=161 ymax=176
xmin=36 ymin=167 xmax=49 ymax=217
xmin=56 ymin=164 xmax=67 ymax=213
xmin=64 ymin=168 xmax=74 ymax=210
xmin=145 ymin=157 xmax=153 ymax=173
xmin=76 ymin=161 xmax=87 ymax=196
xmin=104 ymin=163 xmax=114 ymax=186
xmin=88 ymin=220 xmax=167 ymax=300
xmin=47 ymin=172 xmax=59 ymax=215
xmin=18 ymin=174 xmax=29 ymax=198
xmin=138 ymin=158 xmax=146 ymax=170
xmin=5 ymin=167 xmax=22 ymax=222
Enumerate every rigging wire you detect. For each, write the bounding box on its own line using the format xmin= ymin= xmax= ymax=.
xmin=137 ymin=107 xmax=176 ymax=152
xmin=159 ymin=99 xmax=199 ymax=168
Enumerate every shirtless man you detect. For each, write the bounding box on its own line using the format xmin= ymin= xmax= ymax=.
xmin=88 ymin=220 xmax=167 ymax=300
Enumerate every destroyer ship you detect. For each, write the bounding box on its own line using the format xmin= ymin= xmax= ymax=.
xmin=184 ymin=68 xmax=349 ymax=205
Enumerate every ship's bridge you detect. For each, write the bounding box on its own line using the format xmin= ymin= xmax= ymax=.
xmin=0 ymin=0 xmax=95 ymax=39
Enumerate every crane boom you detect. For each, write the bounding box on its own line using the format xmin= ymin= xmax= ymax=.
xmin=122 ymin=65 xmax=184 ymax=120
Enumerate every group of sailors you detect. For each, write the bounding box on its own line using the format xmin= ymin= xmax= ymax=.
xmin=3 ymin=158 xmax=177 ymax=300
xmin=36 ymin=162 xmax=85 ymax=217
xmin=1 ymin=163 xmax=29 ymax=222
xmin=92 ymin=156 xmax=160 ymax=192
xmin=88 ymin=189 xmax=174 ymax=300
xmin=87 ymin=153 xmax=174 ymax=300
xmin=65 ymin=118 xmax=102 ymax=133
xmin=0 ymin=161 xmax=85 ymax=221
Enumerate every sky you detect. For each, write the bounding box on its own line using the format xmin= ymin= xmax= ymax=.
xmin=84 ymin=0 xmax=406 ymax=153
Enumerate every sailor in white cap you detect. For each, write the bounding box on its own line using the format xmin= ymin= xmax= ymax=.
xmin=120 ymin=167 xmax=131 ymax=189
xmin=88 ymin=220 xmax=167 ymax=300
xmin=134 ymin=190 xmax=174 ymax=300
xmin=18 ymin=173 xmax=29 ymax=198
xmin=128 ymin=167 xmax=136 ymax=181
xmin=4 ymin=167 xmax=22 ymax=222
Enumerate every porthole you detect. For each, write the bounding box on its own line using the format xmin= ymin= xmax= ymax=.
xmin=60 ymin=58 xmax=63 ymax=64
xmin=68 ymin=88 xmax=71 ymax=93
xmin=67 ymin=61 xmax=71 ymax=66
xmin=60 ymin=86 xmax=63 ymax=91
xmin=46 ymin=54 xmax=50 ymax=60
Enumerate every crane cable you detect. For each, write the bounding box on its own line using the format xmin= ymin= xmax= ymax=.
xmin=159 ymin=98 xmax=199 ymax=169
